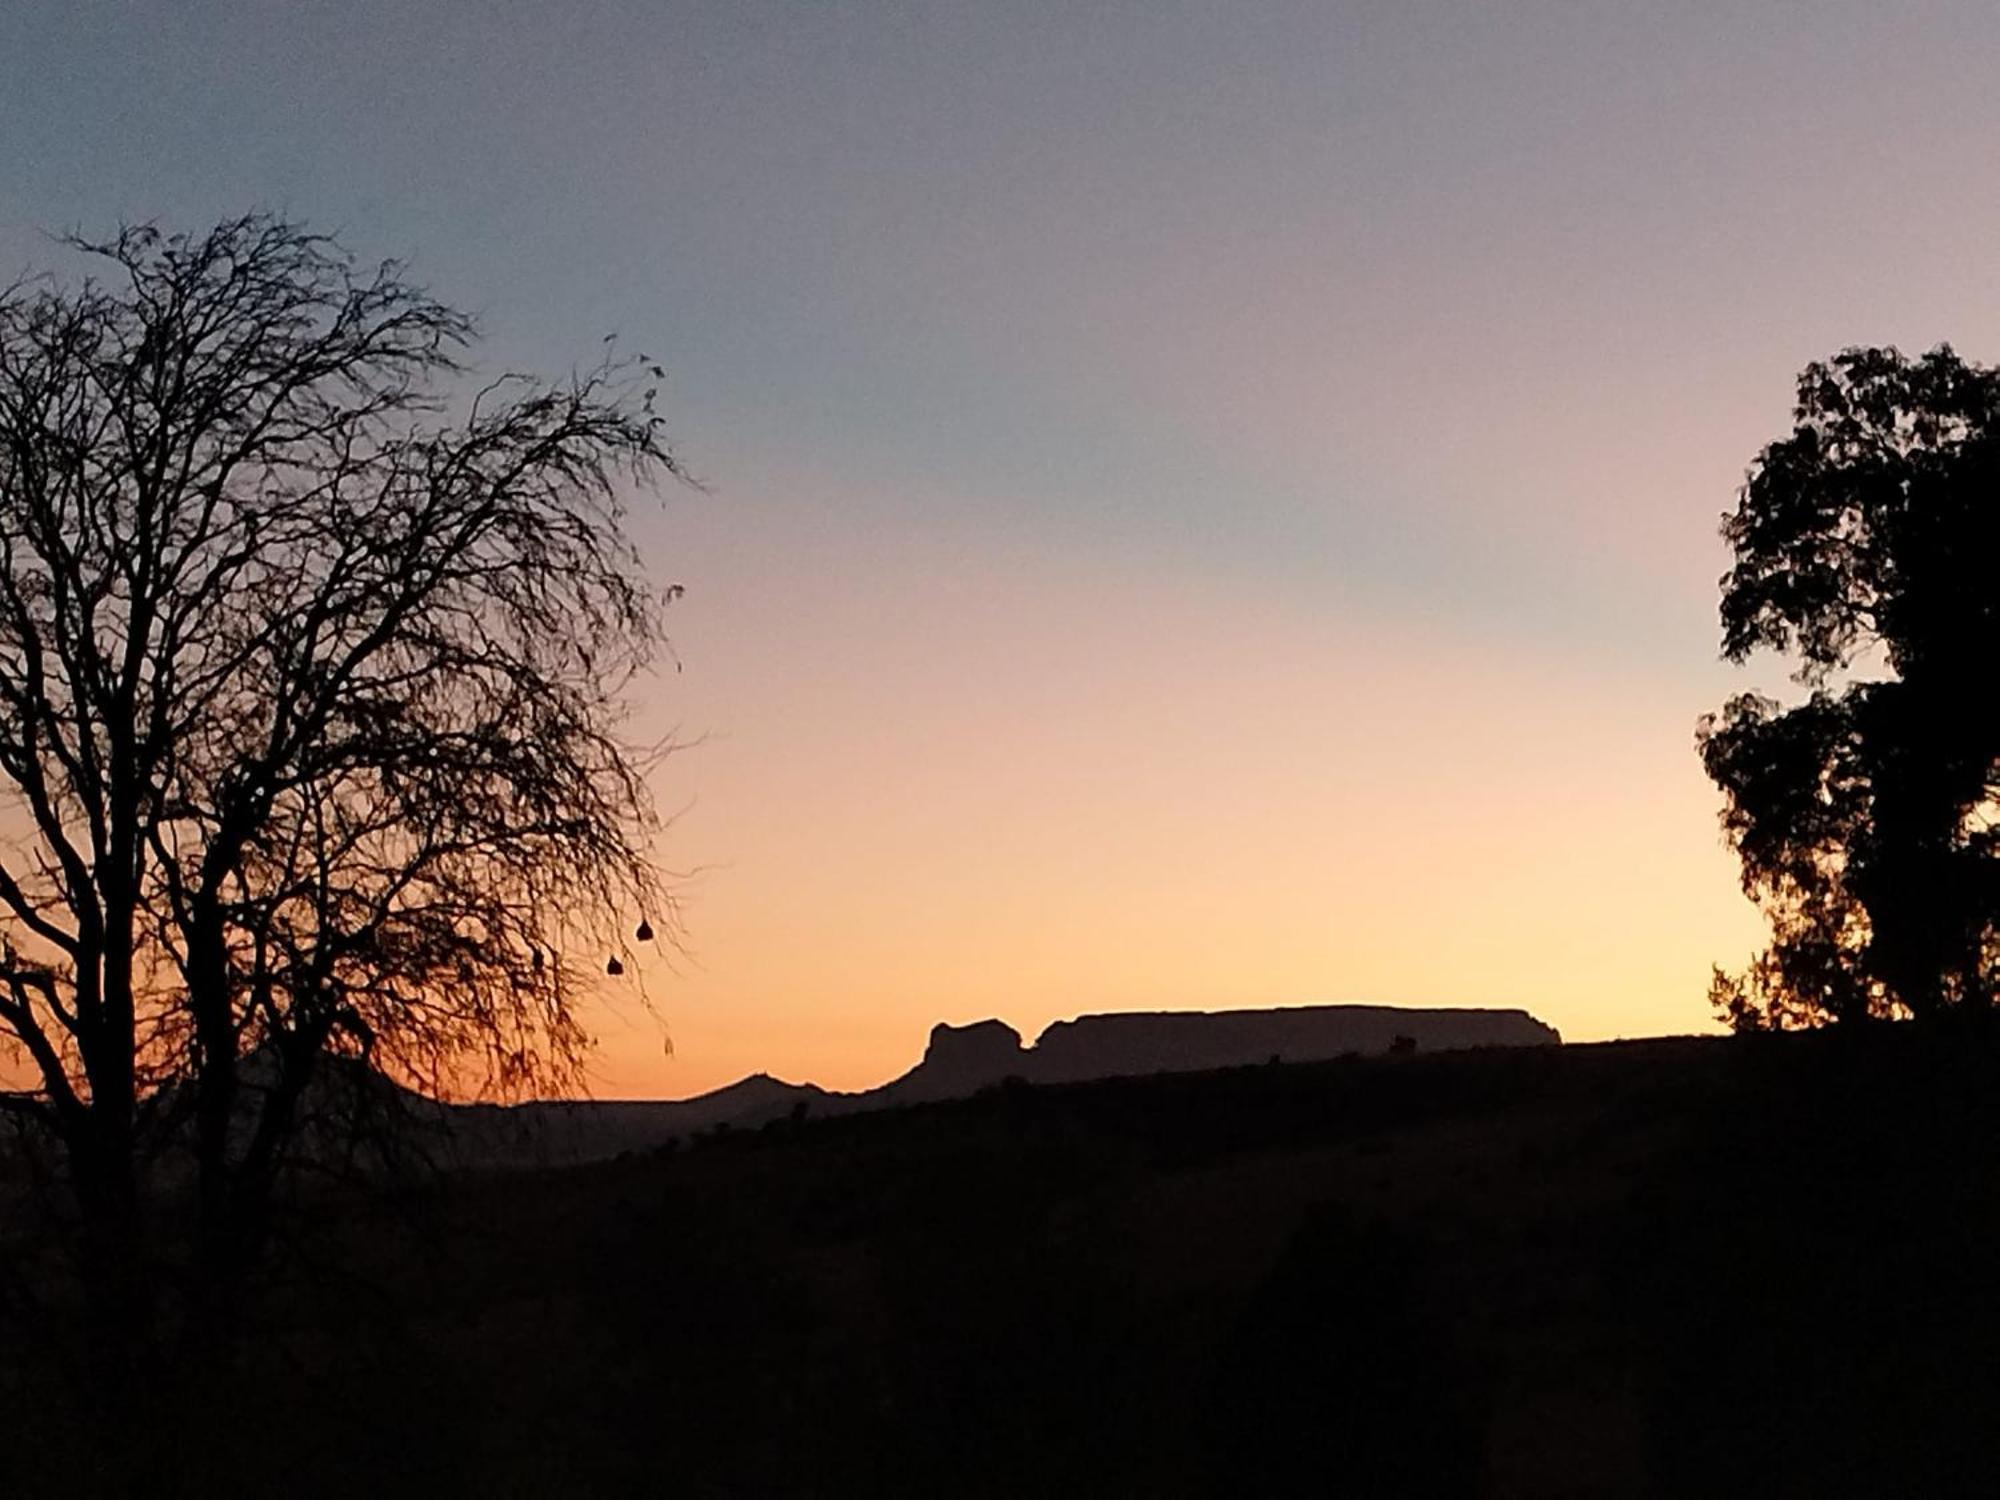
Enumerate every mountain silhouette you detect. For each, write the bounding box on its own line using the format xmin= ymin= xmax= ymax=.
xmin=441 ymin=1072 xmax=833 ymax=1169
xmin=878 ymin=1003 xmax=1559 ymax=1104
xmin=437 ymin=1003 xmax=1558 ymax=1168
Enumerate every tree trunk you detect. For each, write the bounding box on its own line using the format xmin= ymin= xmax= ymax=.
xmin=73 ymin=1138 xmax=152 ymax=1487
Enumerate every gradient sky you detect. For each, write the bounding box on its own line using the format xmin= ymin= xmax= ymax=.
xmin=7 ymin=3 xmax=2000 ymax=1096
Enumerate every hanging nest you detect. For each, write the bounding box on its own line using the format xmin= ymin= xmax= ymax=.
xmin=606 ymin=956 xmax=624 ymax=976
xmin=635 ymin=918 xmax=654 ymax=943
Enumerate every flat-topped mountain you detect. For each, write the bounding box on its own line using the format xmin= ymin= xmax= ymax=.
xmin=878 ymin=1003 xmax=1559 ymax=1104
xmin=437 ymin=1003 xmax=1559 ymax=1167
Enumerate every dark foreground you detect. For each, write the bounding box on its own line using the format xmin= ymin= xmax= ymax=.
xmin=7 ymin=1029 xmax=2000 ymax=1497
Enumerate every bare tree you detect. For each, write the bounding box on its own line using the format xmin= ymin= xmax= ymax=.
xmin=0 ymin=214 xmax=682 ymax=1389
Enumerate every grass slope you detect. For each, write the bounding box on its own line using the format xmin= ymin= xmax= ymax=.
xmin=9 ymin=1029 xmax=2000 ymax=1497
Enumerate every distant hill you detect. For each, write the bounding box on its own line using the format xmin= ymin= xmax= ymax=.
xmin=4 ymin=1006 xmax=1553 ymax=1179
xmin=437 ymin=1003 xmax=1559 ymax=1168
xmin=438 ymin=1072 xmax=833 ymax=1169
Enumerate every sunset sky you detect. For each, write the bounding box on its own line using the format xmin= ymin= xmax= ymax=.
xmin=7 ymin=3 xmax=2000 ymax=1095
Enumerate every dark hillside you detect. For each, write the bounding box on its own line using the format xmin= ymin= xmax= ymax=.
xmin=6 ymin=1031 xmax=1999 ymax=1497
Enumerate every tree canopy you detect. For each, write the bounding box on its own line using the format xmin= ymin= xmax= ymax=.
xmin=1702 ymin=345 xmax=2000 ymax=1028
xmin=0 ymin=214 xmax=683 ymax=1371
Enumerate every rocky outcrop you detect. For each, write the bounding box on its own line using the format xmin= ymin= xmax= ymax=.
xmin=885 ymin=1019 xmax=1029 ymax=1103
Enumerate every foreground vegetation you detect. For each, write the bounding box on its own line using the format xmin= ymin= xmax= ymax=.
xmin=6 ymin=1029 xmax=1999 ymax=1497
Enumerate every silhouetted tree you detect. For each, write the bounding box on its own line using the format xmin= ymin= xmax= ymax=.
xmin=1701 ymin=345 xmax=1999 ymax=1028
xmin=0 ymin=215 xmax=682 ymax=1393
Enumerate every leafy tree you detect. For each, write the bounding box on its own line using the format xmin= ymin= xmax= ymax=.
xmin=0 ymin=215 xmax=682 ymax=1386
xmin=1701 ymin=345 xmax=1999 ymax=1029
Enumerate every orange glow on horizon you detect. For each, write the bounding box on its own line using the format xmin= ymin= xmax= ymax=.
xmin=577 ymin=484 xmax=1768 ymax=1100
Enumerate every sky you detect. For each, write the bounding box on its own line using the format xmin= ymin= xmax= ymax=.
xmin=5 ymin=2 xmax=1999 ymax=1096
